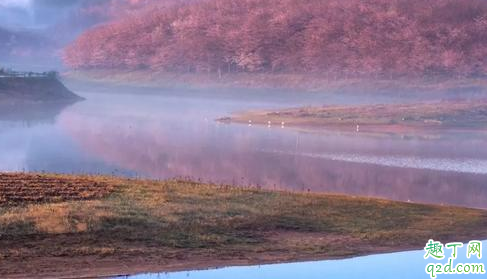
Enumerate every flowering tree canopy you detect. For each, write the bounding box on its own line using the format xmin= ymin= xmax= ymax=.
xmin=64 ymin=0 xmax=487 ymax=77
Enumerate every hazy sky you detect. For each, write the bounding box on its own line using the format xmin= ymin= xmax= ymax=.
xmin=0 ymin=0 xmax=92 ymax=29
xmin=0 ymin=0 xmax=31 ymax=8
xmin=0 ymin=0 xmax=85 ymax=10
xmin=0 ymin=0 xmax=111 ymax=69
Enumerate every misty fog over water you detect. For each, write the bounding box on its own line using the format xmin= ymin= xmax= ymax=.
xmin=1 ymin=84 xmax=486 ymax=209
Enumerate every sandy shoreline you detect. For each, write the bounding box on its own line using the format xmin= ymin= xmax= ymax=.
xmin=219 ymin=100 xmax=487 ymax=135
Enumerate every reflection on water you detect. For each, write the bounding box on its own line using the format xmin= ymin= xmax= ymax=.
xmin=0 ymin=102 xmax=75 ymax=123
xmin=0 ymin=102 xmax=74 ymax=171
xmin=120 ymin=241 xmax=487 ymax=279
xmin=0 ymin=100 xmax=136 ymax=175
xmin=266 ymin=150 xmax=487 ymax=175
xmin=1 ymin=87 xmax=487 ymax=208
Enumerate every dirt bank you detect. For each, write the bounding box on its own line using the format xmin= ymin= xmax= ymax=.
xmin=0 ymin=76 xmax=82 ymax=104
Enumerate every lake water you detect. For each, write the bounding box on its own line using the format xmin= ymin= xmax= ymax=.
xmin=120 ymin=241 xmax=487 ymax=279
xmin=1 ymin=83 xmax=487 ymax=208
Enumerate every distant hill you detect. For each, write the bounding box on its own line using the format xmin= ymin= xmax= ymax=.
xmin=0 ymin=0 xmax=193 ymax=70
xmin=64 ymin=0 xmax=487 ymax=78
xmin=0 ymin=27 xmax=56 ymax=68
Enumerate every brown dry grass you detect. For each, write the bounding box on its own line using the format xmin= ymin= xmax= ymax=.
xmin=0 ymin=173 xmax=114 ymax=206
xmin=0 ymin=173 xmax=486 ymax=278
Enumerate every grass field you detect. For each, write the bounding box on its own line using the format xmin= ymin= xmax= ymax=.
xmin=1 ymin=173 xmax=486 ymax=278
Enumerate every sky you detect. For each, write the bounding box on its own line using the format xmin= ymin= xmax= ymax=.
xmin=0 ymin=0 xmax=31 ymax=8
xmin=0 ymin=0 xmax=95 ymax=29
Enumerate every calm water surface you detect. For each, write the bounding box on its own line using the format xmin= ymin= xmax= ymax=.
xmin=1 ymin=84 xmax=487 ymax=208
xmin=120 ymin=241 xmax=487 ymax=279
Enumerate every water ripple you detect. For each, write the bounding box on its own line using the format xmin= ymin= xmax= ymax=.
xmin=263 ymin=150 xmax=487 ymax=175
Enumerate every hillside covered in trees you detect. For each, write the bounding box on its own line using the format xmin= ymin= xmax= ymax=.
xmin=64 ymin=0 xmax=487 ymax=78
